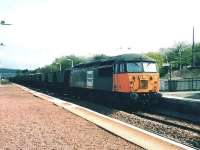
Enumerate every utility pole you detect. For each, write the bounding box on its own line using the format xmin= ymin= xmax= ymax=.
xmin=192 ymin=27 xmax=195 ymax=68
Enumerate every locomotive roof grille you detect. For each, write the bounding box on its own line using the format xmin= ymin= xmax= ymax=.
xmin=73 ymin=53 xmax=155 ymax=69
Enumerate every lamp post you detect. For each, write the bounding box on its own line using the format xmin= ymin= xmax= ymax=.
xmin=0 ymin=20 xmax=12 ymax=46
xmin=56 ymin=63 xmax=62 ymax=71
xmin=0 ymin=43 xmax=5 ymax=46
xmin=1 ymin=20 xmax=12 ymax=25
xmin=0 ymin=20 xmax=11 ymax=83
xmin=66 ymin=59 xmax=74 ymax=68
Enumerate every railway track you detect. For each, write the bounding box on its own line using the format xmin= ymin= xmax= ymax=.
xmin=132 ymin=111 xmax=200 ymax=135
xmin=49 ymin=87 xmax=200 ymax=126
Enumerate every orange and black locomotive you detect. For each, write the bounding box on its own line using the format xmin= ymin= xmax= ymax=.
xmin=69 ymin=53 xmax=161 ymax=104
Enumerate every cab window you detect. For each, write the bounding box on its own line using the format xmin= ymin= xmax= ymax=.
xmin=117 ymin=63 xmax=125 ymax=73
xmin=126 ymin=62 xmax=143 ymax=72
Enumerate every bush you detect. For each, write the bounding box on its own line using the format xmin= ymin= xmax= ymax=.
xmin=0 ymin=79 xmax=10 ymax=85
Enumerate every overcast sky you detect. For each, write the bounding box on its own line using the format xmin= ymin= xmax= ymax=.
xmin=0 ymin=0 xmax=200 ymax=69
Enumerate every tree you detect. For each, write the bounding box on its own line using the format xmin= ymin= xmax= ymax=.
xmin=34 ymin=55 xmax=87 ymax=73
xmin=161 ymin=42 xmax=192 ymax=69
xmin=91 ymin=54 xmax=109 ymax=61
xmin=194 ymin=43 xmax=200 ymax=66
xmin=53 ymin=55 xmax=86 ymax=71
xmin=145 ymin=52 xmax=164 ymax=69
xmin=145 ymin=52 xmax=166 ymax=76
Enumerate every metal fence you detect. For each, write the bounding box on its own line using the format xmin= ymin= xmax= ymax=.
xmin=160 ymin=78 xmax=200 ymax=91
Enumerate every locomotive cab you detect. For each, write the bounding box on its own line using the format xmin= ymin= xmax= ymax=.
xmin=113 ymin=61 xmax=161 ymax=102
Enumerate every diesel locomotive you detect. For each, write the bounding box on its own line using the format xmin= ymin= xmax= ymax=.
xmin=70 ymin=53 xmax=161 ymax=104
xmin=11 ymin=53 xmax=161 ymax=105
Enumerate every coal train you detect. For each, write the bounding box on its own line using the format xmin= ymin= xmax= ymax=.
xmin=12 ymin=54 xmax=162 ymax=106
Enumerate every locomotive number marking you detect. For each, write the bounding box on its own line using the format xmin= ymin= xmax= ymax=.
xmin=87 ymin=71 xmax=93 ymax=88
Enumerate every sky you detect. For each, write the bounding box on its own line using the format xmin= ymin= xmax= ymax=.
xmin=0 ymin=0 xmax=200 ymax=69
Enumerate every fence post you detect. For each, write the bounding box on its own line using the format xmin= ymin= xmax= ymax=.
xmin=192 ymin=78 xmax=194 ymax=91
xmin=168 ymin=80 xmax=172 ymax=92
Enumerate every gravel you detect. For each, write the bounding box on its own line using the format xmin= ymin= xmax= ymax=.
xmin=110 ymin=111 xmax=200 ymax=148
xmin=57 ymin=94 xmax=200 ymax=149
xmin=0 ymin=85 xmax=142 ymax=150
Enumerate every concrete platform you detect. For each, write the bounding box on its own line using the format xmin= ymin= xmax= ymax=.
xmin=16 ymin=84 xmax=193 ymax=150
xmin=162 ymin=91 xmax=200 ymax=100
xmin=0 ymin=84 xmax=139 ymax=149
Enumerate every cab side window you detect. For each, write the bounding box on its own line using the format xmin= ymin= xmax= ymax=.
xmin=117 ymin=63 xmax=125 ymax=73
xmin=114 ymin=64 xmax=118 ymax=73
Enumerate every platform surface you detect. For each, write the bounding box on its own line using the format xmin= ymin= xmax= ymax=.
xmin=162 ymin=91 xmax=200 ymax=100
xmin=0 ymin=84 xmax=140 ymax=150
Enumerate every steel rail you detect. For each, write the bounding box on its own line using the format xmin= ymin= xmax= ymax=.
xmin=132 ymin=111 xmax=200 ymax=135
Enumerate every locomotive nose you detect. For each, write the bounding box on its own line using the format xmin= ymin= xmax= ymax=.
xmin=129 ymin=74 xmax=159 ymax=93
